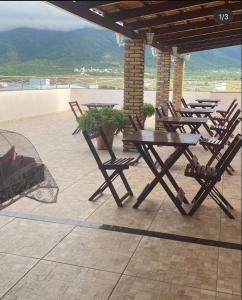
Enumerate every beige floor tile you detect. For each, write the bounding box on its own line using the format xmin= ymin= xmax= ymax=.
xmin=169 ymin=285 xmax=216 ymax=300
xmin=0 ymin=216 xmax=14 ymax=229
xmin=0 ymin=253 xmax=37 ymax=298
xmin=222 ymin=177 xmax=241 ymax=201
xmin=110 ymin=275 xmax=170 ymax=300
xmin=2 ymin=260 xmax=120 ymax=300
xmin=87 ymin=190 xmax=162 ymax=229
xmin=46 ymin=227 xmax=141 ymax=273
xmin=0 ymin=219 xmax=73 ymax=258
xmin=217 ymin=249 xmax=241 ymax=295
xmin=216 ymin=292 xmax=241 ymax=299
xmin=125 ymin=237 xmax=218 ymax=290
xmin=220 ymin=198 xmax=241 ymax=220
xmin=150 ymin=209 xmax=220 ymax=240
xmin=219 ymin=219 xmax=241 ymax=244
xmin=31 ymin=182 xmax=109 ymax=220
xmin=2 ymin=198 xmax=41 ymax=214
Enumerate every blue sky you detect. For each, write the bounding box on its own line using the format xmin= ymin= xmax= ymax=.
xmin=0 ymin=1 xmax=98 ymax=31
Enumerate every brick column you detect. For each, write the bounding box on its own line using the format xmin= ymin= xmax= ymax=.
xmin=123 ymin=39 xmax=145 ymax=152
xmin=173 ymin=56 xmax=185 ymax=111
xmin=155 ymin=49 xmax=171 ymax=131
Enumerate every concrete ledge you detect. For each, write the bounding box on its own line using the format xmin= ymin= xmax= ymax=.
xmin=0 ymin=88 xmax=241 ymax=122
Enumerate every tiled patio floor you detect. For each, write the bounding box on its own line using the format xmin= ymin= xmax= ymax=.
xmin=0 ymin=110 xmax=241 ymax=299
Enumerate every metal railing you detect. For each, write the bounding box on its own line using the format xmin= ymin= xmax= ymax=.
xmin=0 ymin=75 xmax=241 ymax=92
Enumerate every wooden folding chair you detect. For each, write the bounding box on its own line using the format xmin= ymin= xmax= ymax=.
xmin=212 ymin=100 xmax=238 ymax=126
xmin=82 ymin=127 xmax=136 ymax=207
xmin=210 ymin=108 xmax=241 ymax=138
xmin=216 ymin=99 xmax=237 ymax=118
xmin=128 ymin=114 xmax=144 ymax=131
xmin=185 ymin=134 xmax=242 ymax=218
xmin=167 ymin=102 xmax=186 ymax=133
xmin=181 ymin=97 xmax=188 ymax=108
xmin=69 ymin=101 xmax=83 ymax=135
xmin=200 ymin=112 xmax=241 ymax=174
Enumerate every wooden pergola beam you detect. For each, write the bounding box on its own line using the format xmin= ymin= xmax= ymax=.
xmin=129 ymin=2 xmax=241 ymax=30
xmin=48 ymin=1 xmax=163 ymax=50
xmin=48 ymin=1 xmax=138 ymax=39
xmin=151 ymin=15 xmax=241 ymax=36
xmin=105 ymin=1 xmax=212 ymax=22
xmin=180 ymin=39 xmax=241 ymax=53
xmin=157 ymin=29 xmax=241 ymax=45
xmin=172 ymin=34 xmax=241 ymax=48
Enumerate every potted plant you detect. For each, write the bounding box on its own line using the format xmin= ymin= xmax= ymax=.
xmin=78 ymin=107 xmax=124 ymax=150
xmin=144 ymin=103 xmax=155 ymax=122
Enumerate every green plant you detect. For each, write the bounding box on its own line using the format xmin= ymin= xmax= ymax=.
xmin=144 ymin=103 xmax=155 ymax=120
xmin=78 ymin=107 xmax=125 ymax=133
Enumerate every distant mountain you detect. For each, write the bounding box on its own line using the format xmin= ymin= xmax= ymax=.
xmin=0 ymin=28 xmax=241 ymax=77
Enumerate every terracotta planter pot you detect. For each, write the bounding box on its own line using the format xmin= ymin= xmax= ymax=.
xmin=96 ymin=127 xmax=115 ymax=150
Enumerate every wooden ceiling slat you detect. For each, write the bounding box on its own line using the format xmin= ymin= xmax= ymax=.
xmin=180 ymin=39 xmax=241 ymax=53
xmin=48 ymin=1 xmax=241 ymax=52
xmin=48 ymin=1 xmax=138 ymax=39
xmin=48 ymin=1 xmax=161 ymax=49
xmin=168 ymin=33 xmax=241 ymax=47
xmin=105 ymin=1 xmax=213 ymax=22
xmin=151 ymin=15 xmax=241 ymax=36
xmin=128 ymin=2 xmax=241 ymax=30
xmin=155 ymin=22 xmax=241 ymax=42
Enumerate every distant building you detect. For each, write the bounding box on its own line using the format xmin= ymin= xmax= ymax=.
xmin=214 ymin=82 xmax=227 ymax=91
xmin=88 ymin=83 xmax=98 ymax=89
xmin=30 ymin=78 xmax=50 ymax=88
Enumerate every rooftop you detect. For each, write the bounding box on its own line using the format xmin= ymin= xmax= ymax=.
xmin=0 ymin=105 xmax=241 ymax=299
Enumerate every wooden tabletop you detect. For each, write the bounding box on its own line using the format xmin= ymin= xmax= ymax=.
xmin=159 ymin=116 xmax=208 ymax=125
xmin=195 ymin=99 xmax=221 ymax=103
xmin=123 ymin=130 xmax=200 ymax=146
xmin=187 ymin=102 xmax=217 ymax=108
xmin=82 ymin=103 xmax=118 ymax=107
xmin=180 ymin=108 xmax=215 ymax=114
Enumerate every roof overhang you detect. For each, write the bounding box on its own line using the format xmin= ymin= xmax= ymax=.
xmin=48 ymin=1 xmax=242 ymax=53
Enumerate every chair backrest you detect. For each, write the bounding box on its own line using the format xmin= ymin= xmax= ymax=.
xmin=220 ymin=109 xmax=241 ymax=147
xmin=82 ymin=127 xmax=116 ymax=169
xmin=155 ymin=106 xmax=167 ymax=118
xmin=225 ymin=101 xmax=238 ymax=121
xmin=129 ymin=114 xmax=144 ymax=131
xmin=216 ymin=133 xmax=242 ymax=177
xmin=181 ymin=97 xmax=188 ymax=108
xmin=69 ymin=101 xmax=83 ymax=120
xmin=226 ymin=99 xmax=237 ymax=115
xmin=168 ymin=101 xmax=178 ymax=117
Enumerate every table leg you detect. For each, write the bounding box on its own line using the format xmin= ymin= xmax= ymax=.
xmin=133 ymin=143 xmax=187 ymax=215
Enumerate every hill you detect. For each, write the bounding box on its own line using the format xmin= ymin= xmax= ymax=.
xmin=0 ymin=28 xmax=241 ymax=78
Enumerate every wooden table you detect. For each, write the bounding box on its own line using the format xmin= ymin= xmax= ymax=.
xmin=195 ymin=99 xmax=221 ymax=103
xmin=187 ymin=102 xmax=217 ymax=108
xmin=82 ymin=103 xmax=118 ymax=109
xmin=179 ymin=108 xmax=215 ymax=135
xmin=123 ymin=130 xmax=200 ymax=214
xmin=179 ymin=108 xmax=214 ymax=115
xmin=159 ymin=116 xmax=208 ymax=133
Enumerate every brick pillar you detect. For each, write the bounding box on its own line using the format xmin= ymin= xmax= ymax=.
xmin=123 ymin=39 xmax=145 ymax=152
xmin=173 ymin=56 xmax=185 ymax=111
xmin=155 ymin=49 xmax=171 ymax=131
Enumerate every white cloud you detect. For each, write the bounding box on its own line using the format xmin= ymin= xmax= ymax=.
xmin=0 ymin=1 xmax=99 ymax=31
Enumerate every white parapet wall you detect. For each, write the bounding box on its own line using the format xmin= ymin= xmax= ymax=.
xmin=0 ymin=89 xmax=70 ymax=122
xmin=0 ymin=88 xmax=241 ymax=122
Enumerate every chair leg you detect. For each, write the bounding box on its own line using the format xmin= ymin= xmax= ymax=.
xmin=103 ymin=172 xmax=123 ymax=207
xmin=88 ymin=170 xmax=119 ymax=201
xmin=119 ymin=171 xmax=133 ymax=196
